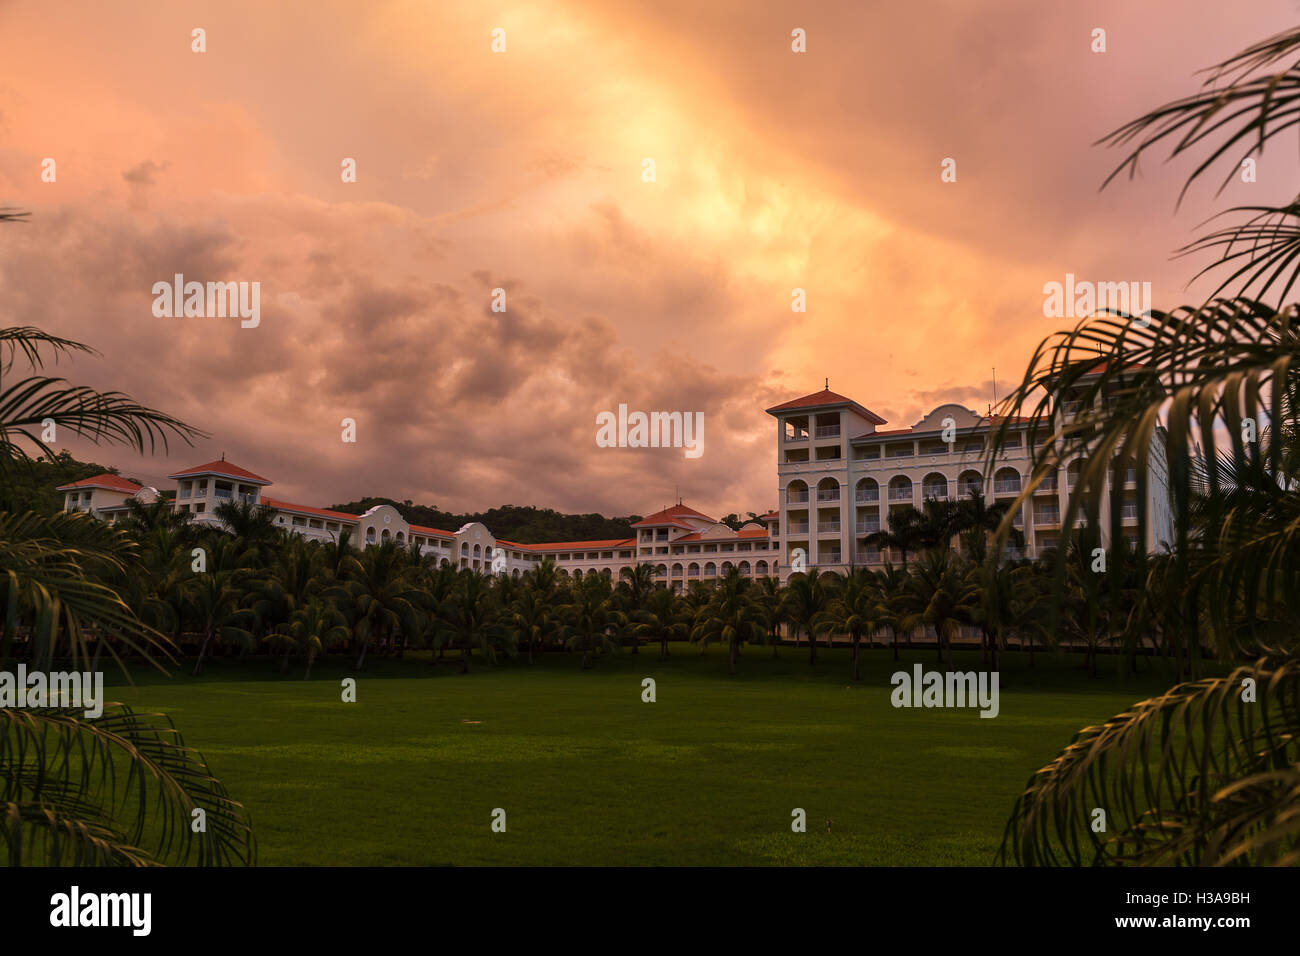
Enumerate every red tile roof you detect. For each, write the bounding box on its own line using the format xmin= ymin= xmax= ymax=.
xmin=528 ymin=538 xmax=637 ymax=551
xmin=737 ymin=527 xmax=770 ymax=538
xmin=630 ymin=503 xmax=714 ymax=527
xmin=410 ymin=524 xmax=456 ymax=539
xmin=168 ymin=460 xmax=272 ymax=484
xmin=56 ymin=473 xmax=142 ymax=494
xmin=261 ymin=498 xmax=360 ymax=522
xmin=765 ymin=389 xmax=887 ymax=424
xmin=758 ymin=511 xmax=778 ymax=521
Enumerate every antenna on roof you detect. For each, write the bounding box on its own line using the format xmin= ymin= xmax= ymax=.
xmin=825 ymin=377 xmax=829 ymax=390
xmin=992 ymin=367 xmax=996 ymax=408
xmin=220 ymin=451 xmax=225 ymax=462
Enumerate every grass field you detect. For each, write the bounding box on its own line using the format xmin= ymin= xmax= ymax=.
xmin=100 ymin=644 xmax=1215 ymax=865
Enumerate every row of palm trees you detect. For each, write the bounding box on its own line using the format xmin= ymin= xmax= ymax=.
xmin=42 ymin=492 xmax=1177 ymax=682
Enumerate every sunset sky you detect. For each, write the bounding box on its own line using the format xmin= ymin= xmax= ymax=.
xmin=2 ymin=0 xmax=1296 ymax=519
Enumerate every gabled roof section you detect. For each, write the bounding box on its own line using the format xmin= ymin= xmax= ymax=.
xmin=630 ymin=503 xmax=715 ymax=527
xmin=56 ymin=473 xmax=142 ymax=494
xmin=261 ymin=497 xmax=360 ymax=523
xmin=527 ymin=538 xmax=637 ymax=552
xmin=765 ymin=388 xmax=887 ymax=425
xmin=168 ymin=460 xmax=272 ymax=485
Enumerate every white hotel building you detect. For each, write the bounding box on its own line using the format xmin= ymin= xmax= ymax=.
xmin=57 ymin=377 xmax=1172 ymax=586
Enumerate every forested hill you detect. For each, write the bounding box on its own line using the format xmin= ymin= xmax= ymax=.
xmin=326 ymin=498 xmax=642 ymax=544
xmin=1 ymin=451 xmax=144 ymax=513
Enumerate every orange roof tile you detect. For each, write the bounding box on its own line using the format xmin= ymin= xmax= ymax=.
xmin=630 ymin=503 xmax=714 ymax=527
xmin=261 ymin=498 xmax=360 ymax=522
xmin=168 ymin=460 xmax=272 ymax=484
xmin=56 ymin=473 xmax=142 ymax=494
xmin=765 ymin=389 xmax=887 ymax=424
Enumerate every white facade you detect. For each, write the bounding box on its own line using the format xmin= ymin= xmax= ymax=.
xmin=57 ymin=381 xmax=1174 ymax=584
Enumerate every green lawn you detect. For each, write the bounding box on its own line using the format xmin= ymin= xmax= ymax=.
xmin=100 ymin=645 xmax=1213 ymax=865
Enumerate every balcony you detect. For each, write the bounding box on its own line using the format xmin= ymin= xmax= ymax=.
xmin=1062 ymin=401 xmax=1083 ymax=416
xmin=993 ymin=480 xmax=1021 ymax=495
xmin=1035 ymin=478 xmax=1058 ymax=493
xmin=888 ymin=488 xmax=913 ymax=501
xmin=958 ymin=482 xmax=982 ymax=497
xmin=785 ymin=430 xmax=809 ymax=442
xmin=213 ymin=489 xmax=234 ymax=500
xmin=817 ymin=521 xmax=842 ymax=534
xmin=787 ymin=491 xmax=809 ymax=504
xmin=856 ymin=549 xmax=882 ymax=564
xmin=815 ymin=490 xmax=840 ymax=503
xmin=1033 ymin=508 xmax=1061 ymax=525
xmin=856 ymin=520 xmax=881 ymax=534
xmin=1120 ymin=504 xmax=1138 ymax=520
xmin=814 ymin=425 xmax=841 ymax=439
xmin=921 ymin=485 xmax=948 ymax=500
xmin=855 ymin=489 xmax=879 ymax=503
xmin=787 ymin=522 xmax=810 ymax=535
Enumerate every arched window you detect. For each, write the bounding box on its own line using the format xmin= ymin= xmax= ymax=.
xmin=921 ymin=472 xmax=948 ymax=500
xmin=888 ymin=475 xmax=913 ymax=502
xmin=993 ymin=467 xmax=1021 ymax=496
xmin=957 ymin=469 xmax=982 ymax=498
xmin=786 ymin=480 xmax=809 ymax=504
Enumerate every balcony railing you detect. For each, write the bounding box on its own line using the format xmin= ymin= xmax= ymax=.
xmin=958 ymin=482 xmax=982 ymax=496
xmin=1034 ymin=509 xmax=1061 ymax=525
xmin=888 ymin=488 xmax=913 ymax=501
xmin=1120 ymin=504 xmax=1138 ymax=519
xmin=787 ymin=491 xmax=809 ymax=503
xmin=855 ymin=490 xmax=879 ymax=502
xmin=213 ymin=489 xmax=233 ymax=500
xmin=922 ymin=485 xmax=948 ymax=499
xmin=787 ymin=522 xmax=809 ymax=534
xmin=814 ymin=425 xmax=841 ymax=439
xmin=856 ymin=549 xmax=882 ymax=564
xmin=856 ymin=521 xmax=880 ymax=534
xmin=815 ymin=491 xmax=840 ymax=502
xmin=993 ymin=480 xmax=1021 ymax=495
xmin=785 ymin=430 xmax=809 ymax=442
xmin=817 ymin=522 xmax=841 ymax=534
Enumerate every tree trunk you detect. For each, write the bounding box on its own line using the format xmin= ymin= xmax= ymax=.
xmin=461 ymin=645 xmax=470 ymax=674
xmin=729 ymin=638 xmax=737 ymax=675
xmin=852 ymin=633 xmax=861 ymax=681
xmin=891 ymin=628 xmax=899 ymax=661
xmin=808 ymin=629 xmax=817 ymax=665
xmin=304 ymin=651 xmax=314 ymax=680
xmin=355 ymin=642 xmax=368 ymax=671
xmin=193 ymin=632 xmax=213 ymax=676
xmin=281 ymin=648 xmax=291 ymax=673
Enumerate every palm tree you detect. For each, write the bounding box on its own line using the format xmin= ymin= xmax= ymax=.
xmin=334 ymin=540 xmax=421 ymax=670
xmin=616 ymin=562 xmax=658 ymax=654
xmin=2 ymin=704 xmax=255 ymax=865
xmin=782 ymin=568 xmax=836 ymax=664
xmin=964 ymin=558 xmax=1014 ymax=671
xmin=863 ymin=506 xmax=923 ymax=568
xmin=509 ymin=583 xmax=554 ymax=666
xmin=753 ymin=576 xmax=789 ymax=656
xmin=560 ymin=573 xmax=624 ymax=669
xmin=953 ymin=490 xmax=1021 ymax=562
xmin=187 ymin=539 xmax=257 ymax=675
xmin=691 ymin=567 xmax=765 ymax=674
xmin=635 ymin=586 xmax=689 ymax=659
xmin=873 ymin=563 xmax=909 ymax=661
xmin=439 ymin=571 xmax=511 ymax=673
xmin=902 ymin=550 xmax=974 ymax=672
xmin=826 ymin=567 xmax=878 ymax=680
xmin=996 ymin=27 xmax=1300 ymax=863
xmin=275 ymin=599 xmax=350 ymax=679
